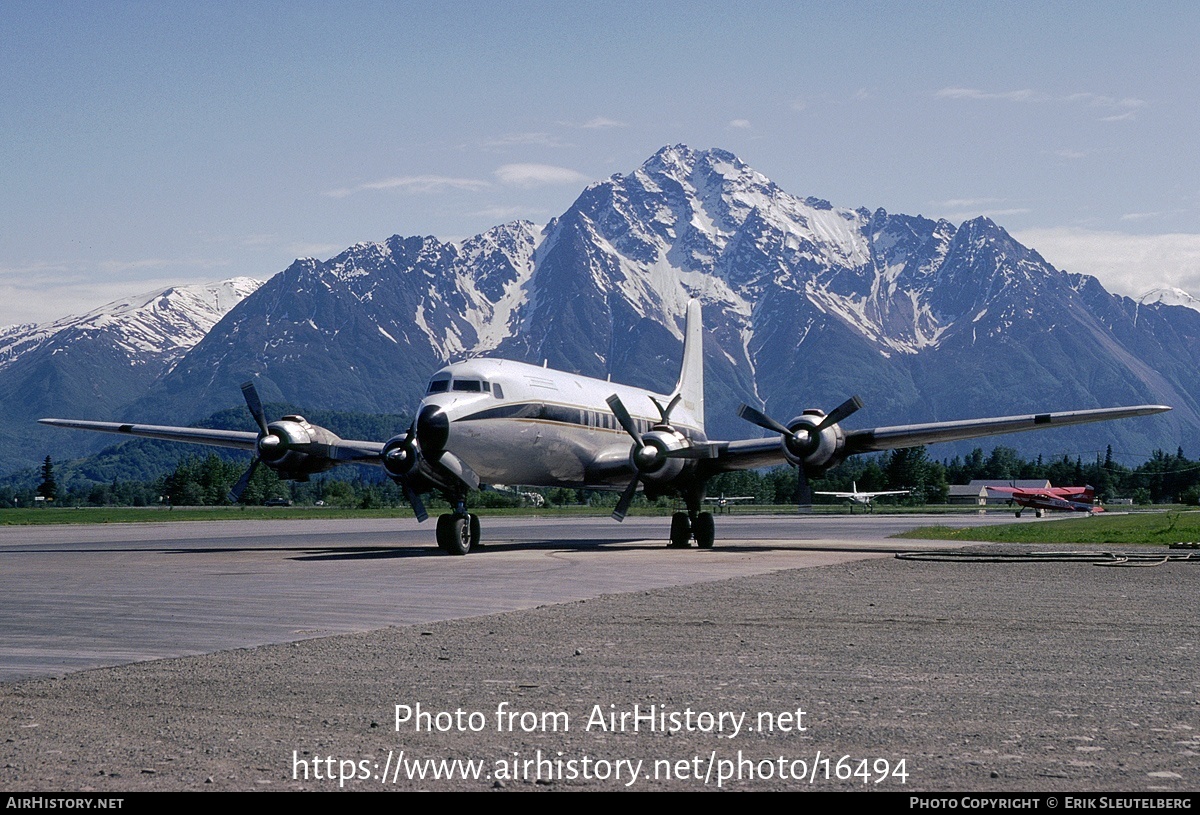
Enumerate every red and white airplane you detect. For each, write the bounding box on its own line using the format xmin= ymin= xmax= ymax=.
xmin=986 ymin=484 xmax=1104 ymax=518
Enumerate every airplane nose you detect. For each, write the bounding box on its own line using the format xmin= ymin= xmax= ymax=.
xmin=415 ymin=404 xmax=449 ymax=455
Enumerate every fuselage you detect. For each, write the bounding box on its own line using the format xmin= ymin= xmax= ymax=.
xmin=415 ymin=358 xmax=706 ymax=489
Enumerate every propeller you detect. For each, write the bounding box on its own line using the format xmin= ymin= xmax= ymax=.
xmin=383 ymin=423 xmax=428 ymax=522
xmin=607 ymin=392 xmax=699 ymax=521
xmin=737 ymin=395 xmax=863 ymax=511
xmin=227 ymin=381 xmax=281 ymax=503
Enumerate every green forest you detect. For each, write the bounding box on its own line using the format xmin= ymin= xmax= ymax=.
xmin=7 ymin=442 xmax=1200 ymax=511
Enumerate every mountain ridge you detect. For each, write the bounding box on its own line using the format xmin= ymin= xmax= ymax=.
xmin=8 ymin=145 xmax=1196 ymax=472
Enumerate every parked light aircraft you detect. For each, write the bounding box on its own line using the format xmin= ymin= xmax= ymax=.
xmin=703 ymin=493 xmax=755 ymax=513
xmin=813 ymin=481 xmax=910 ymax=512
xmin=986 ymin=484 xmax=1104 ymax=518
xmin=40 ymin=301 xmax=1168 ymax=554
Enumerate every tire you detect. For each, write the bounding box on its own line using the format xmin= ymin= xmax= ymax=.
xmin=436 ymin=513 xmax=472 ymax=555
xmin=694 ymin=512 xmax=715 ymax=549
xmin=446 ymin=514 xmax=472 ymax=555
xmin=669 ymin=511 xmax=691 ymax=547
xmin=436 ymin=513 xmax=453 ymax=552
xmin=469 ymin=513 xmax=481 ymax=549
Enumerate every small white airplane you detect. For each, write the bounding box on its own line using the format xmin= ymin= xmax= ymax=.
xmin=40 ymin=300 xmax=1170 ymax=554
xmin=814 ymin=481 xmax=910 ymax=512
xmin=703 ymin=493 xmax=756 ymax=514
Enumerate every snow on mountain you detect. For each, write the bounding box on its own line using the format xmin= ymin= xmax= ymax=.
xmin=1139 ymin=287 xmax=1200 ymax=313
xmin=0 ymin=277 xmax=263 ymax=372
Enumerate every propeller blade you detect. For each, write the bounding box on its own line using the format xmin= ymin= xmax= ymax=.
xmin=400 ymin=482 xmax=428 ymax=523
xmin=240 ymin=381 xmax=270 ymax=437
xmin=227 ymin=456 xmax=260 ymax=503
xmin=650 ymin=394 xmax=682 ymax=424
xmin=611 ymin=476 xmax=640 ymax=522
xmin=817 ymin=394 xmax=864 ymax=431
xmin=606 ymin=394 xmax=644 ymax=448
xmin=737 ymin=404 xmax=792 ymax=436
xmin=796 ymin=466 xmax=813 ymax=514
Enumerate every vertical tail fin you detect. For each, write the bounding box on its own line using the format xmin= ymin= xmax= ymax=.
xmin=674 ymin=299 xmax=705 ymax=430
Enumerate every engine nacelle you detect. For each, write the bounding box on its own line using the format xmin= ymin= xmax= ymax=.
xmin=630 ymin=428 xmax=690 ymax=485
xmin=382 ymin=432 xmax=421 ymax=480
xmin=782 ymin=409 xmax=846 ymax=471
xmin=259 ymin=415 xmax=342 ymax=480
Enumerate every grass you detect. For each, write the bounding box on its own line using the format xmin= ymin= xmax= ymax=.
xmin=895 ymin=509 xmax=1200 ymax=545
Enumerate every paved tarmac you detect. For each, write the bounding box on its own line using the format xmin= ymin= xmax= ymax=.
xmin=0 ymin=513 xmax=1008 ymax=682
xmin=1 ymin=513 xmax=1196 ymax=792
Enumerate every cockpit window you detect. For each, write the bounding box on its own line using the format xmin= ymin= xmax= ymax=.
xmin=452 ymin=379 xmax=483 ymax=392
xmin=426 ymin=377 xmax=450 ymax=394
xmin=492 ymin=383 xmax=504 ymax=399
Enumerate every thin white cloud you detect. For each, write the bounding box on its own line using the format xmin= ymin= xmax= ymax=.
xmin=934 ymin=197 xmax=1005 ymax=209
xmin=0 ymin=274 xmax=200 ymax=328
xmin=493 ymin=163 xmax=589 ymax=188
xmin=580 ymin=117 xmax=627 ymax=129
xmin=930 ymin=198 xmax=1029 ymax=221
xmin=289 ymin=243 xmax=344 ymax=259
xmin=937 ymin=87 xmax=1146 ymax=120
xmin=481 ymin=132 xmax=568 ymax=149
xmin=937 ymin=87 xmax=1038 ymax=102
xmin=1055 ymin=149 xmax=1087 ymax=160
xmin=728 ymin=119 xmax=752 ymax=129
xmin=98 ymin=257 xmax=231 ymax=274
xmin=1013 ymin=227 xmax=1200 ymax=298
xmin=944 ymin=207 xmax=1032 ymax=221
xmin=324 ymin=175 xmax=490 ymax=198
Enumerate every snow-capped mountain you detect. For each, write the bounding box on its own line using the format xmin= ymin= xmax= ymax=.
xmin=10 ymin=146 xmax=1199 ymax=472
xmin=0 ymin=278 xmax=261 ymax=468
xmin=1139 ymin=287 xmax=1200 ymax=313
xmin=0 ymin=277 xmax=262 ymax=373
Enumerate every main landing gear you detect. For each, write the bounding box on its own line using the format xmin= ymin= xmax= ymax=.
xmin=668 ymin=506 xmax=715 ymax=549
xmin=435 ymin=499 xmax=480 ymax=555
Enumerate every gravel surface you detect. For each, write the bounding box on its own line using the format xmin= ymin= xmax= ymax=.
xmin=2 ymin=549 xmax=1197 ymax=792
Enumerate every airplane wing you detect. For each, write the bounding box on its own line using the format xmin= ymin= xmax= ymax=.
xmin=37 ymin=418 xmax=386 ymax=461
xmin=709 ymin=404 xmax=1169 ymax=472
xmin=37 ymin=419 xmax=261 ymax=451
xmin=841 ymin=405 xmax=1169 ymax=454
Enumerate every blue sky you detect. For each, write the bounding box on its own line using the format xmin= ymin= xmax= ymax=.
xmin=2 ymin=1 xmax=1198 ymax=325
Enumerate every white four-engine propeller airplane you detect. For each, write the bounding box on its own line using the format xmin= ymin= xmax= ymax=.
xmin=40 ymin=300 xmax=1170 ymax=554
